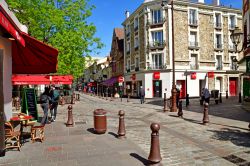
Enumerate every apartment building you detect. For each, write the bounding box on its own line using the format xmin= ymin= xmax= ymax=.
xmin=123 ymin=0 xmax=242 ymax=98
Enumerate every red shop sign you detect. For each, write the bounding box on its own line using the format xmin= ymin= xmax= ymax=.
xmin=153 ymin=72 xmax=160 ymax=80
xmin=118 ymin=76 xmax=124 ymax=83
xmin=131 ymin=74 xmax=136 ymax=81
xmin=191 ymin=72 xmax=196 ymax=80
xmin=207 ymin=72 xmax=214 ymax=78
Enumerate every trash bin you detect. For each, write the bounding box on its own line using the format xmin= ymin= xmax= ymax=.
xmin=93 ymin=109 xmax=107 ymax=134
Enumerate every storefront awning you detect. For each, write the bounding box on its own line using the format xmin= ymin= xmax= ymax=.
xmin=12 ymin=33 xmax=58 ymax=74
xmin=102 ymin=77 xmax=118 ymax=86
xmin=12 ymin=75 xmax=73 ymax=85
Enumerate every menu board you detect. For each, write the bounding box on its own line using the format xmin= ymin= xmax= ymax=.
xmin=21 ymin=88 xmax=38 ymax=121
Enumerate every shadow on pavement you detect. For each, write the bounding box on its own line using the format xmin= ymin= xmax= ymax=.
xmin=87 ymin=128 xmax=95 ymax=134
xmin=108 ymin=132 xmax=118 ymax=138
xmin=130 ymin=153 xmax=149 ymax=165
xmin=208 ymin=128 xmax=250 ymax=148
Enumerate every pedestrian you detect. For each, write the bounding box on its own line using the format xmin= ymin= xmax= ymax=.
xmin=204 ymin=88 xmax=210 ymax=104
xmin=139 ymin=86 xmax=145 ymax=104
xmin=40 ymin=87 xmax=51 ymax=125
xmin=49 ymin=85 xmax=60 ymax=122
xmin=176 ymin=89 xmax=180 ymax=108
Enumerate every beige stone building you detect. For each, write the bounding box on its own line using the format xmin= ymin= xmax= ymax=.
xmin=123 ymin=0 xmax=242 ymax=98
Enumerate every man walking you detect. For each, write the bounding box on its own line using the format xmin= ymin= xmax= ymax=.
xmin=139 ymin=86 xmax=145 ymax=104
xmin=50 ymin=85 xmax=60 ymax=122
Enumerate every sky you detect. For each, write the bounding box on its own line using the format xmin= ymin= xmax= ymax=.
xmin=87 ymin=0 xmax=242 ymax=57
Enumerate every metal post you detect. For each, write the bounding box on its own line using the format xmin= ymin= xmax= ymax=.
xmin=177 ymin=100 xmax=183 ymax=118
xmin=163 ymin=93 xmax=168 ymax=112
xmin=66 ymin=105 xmax=74 ymax=127
xmin=239 ymin=92 xmax=242 ymax=103
xmin=117 ymin=110 xmax=126 ymax=139
xmin=219 ymin=92 xmax=222 ymax=103
xmin=186 ymin=94 xmax=189 ymax=107
xmin=148 ymin=123 xmax=162 ymax=164
xmin=226 ymin=90 xmax=228 ymax=99
xmin=203 ymin=103 xmax=209 ymax=125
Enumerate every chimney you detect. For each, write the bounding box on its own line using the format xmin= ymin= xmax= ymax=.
xmin=125 ymin=10 xmax=130 ymax=18
xmin=213 ymin=0 xmax=220 ymax=6
xmin=198 ymin=0 xmax=204 ymax=3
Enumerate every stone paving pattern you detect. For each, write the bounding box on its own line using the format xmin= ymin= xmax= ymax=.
xmin=0 ymin=93 xmax=250 ymax=166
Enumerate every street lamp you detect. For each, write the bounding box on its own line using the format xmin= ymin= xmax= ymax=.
xmin=230 ymin=27 xmax=244 ymax=53
xmin=162 ymin=0 xmax=177 ymax=112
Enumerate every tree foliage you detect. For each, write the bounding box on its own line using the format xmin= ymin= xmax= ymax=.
xmin=7 ymin=0 xmax=103 ymax=78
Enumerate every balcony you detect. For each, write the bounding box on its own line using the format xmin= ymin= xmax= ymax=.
xmin=216 ymin=64 xmax=223 ymax=70
xmin=148 ymin=18 xmax=165 ymax=28
xmin=147 ymin=64 xmax=166 ymax=70
xmin=229 ymin=24 xmax=236 ymax=30
xmin=190 ymin=64 xmax=199 ymax=70
xmin=228 ymin=45 xmax=236 ymax=52
xmin=189 ymin=20 xmax=198 ymax=27
xmin=188 ymin=42 xmax=199 ymax=50
xmin=135 ymin=67 xmax=139 ymax=71
xmin=214 ymin=22 xmax=222 ymax=29
xmin=214 ymin=44 xmax=223 ymax=51
xmin=149 ymin=41 xmax=165 ymax=50
xmin=230 ymin=64 xmax=238 ymax=70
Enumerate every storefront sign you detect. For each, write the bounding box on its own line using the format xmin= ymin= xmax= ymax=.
xmin=153 ymin=72 xmax=160 ymax=80
xmin=131 ymin=74 xmax=136 ymax=81
xmin=191 ymin=72 xmax=196 ymax=80
xmin=118 ymin=76 xmax=124 ymax=83
xmin=207 ymin=72 xmax=214 ymax=78
xmin=21 ymin=88 xmax=38 ymax=121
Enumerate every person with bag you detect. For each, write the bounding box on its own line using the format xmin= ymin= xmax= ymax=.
xmin=40 ymin=87 xmax=51 ymax=125
xmin=50 ymin=85 xmax=60 ymax=122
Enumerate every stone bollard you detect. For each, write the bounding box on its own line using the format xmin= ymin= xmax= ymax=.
xmin=203 ymin=103 xmax=209 ymax=125
xmin=148 ymin=123 xmax=162 ymax=164
xmin=186 ymin=94 xmax=189 ymax=107
xmin=117 ymin=110 xmax=126 ymax=139
xmin=71 ymin=94 xmax=75 ymax=104
xmin=239 ymin=92 xmax=242 ymax=103
xmin=66 ymin=105 xmax=74 ymax=127
xmin=105 ymin=92 xmax=108 ymax=100
xmin=219 ymin=93 xmax=222 ymax=103
xmin=127 ymin=94 xmax=130 ymax=102
xmin=226 ymin=90 xmax=228 ymax=99
xmin=163 ymin=93 xmax=168 ymax=112
xmin=110 ymin=94 xmax=113 ymax=101
xmin=102 ymin=93 xmax=105 ymax=99
xmin=177 ymin=100 xmax=183 ymax=118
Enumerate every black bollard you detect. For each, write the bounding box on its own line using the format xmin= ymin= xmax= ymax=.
xmin=163 ymin=93 xmax=168 ymax=112
xmin=219 ymin=93 xmax=222 ymax=103
xmin=117 ymin=110 xmax=126 ymax=139
xmin=248 ymin=123 xmax=250 ymax=130
xmin=203 ymin=103 xmax=209 ymax=125
xmin=186 ymin=94 xmax=189 ymax=107
xmin=239 ymin=92 xmax=242 ymax=103
xmin=177 ymin=100 xmax=183 ymax=118
xmin=148 ymin=123 xmax=162 ymax=164
xmin=226 ymin=90 xmax=228 ymax=99
xmin=66 ymin=105 xmax=74 ymax=127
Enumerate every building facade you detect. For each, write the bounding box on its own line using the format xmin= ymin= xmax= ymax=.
xmin=123 ymin=0 xmax=242 ymax=98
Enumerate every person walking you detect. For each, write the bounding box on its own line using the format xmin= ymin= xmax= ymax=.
xmin=139 ymin=86 xmax=145 ymax=104
xmin=40 ymin=87 xmax=51 ymax=125
xmin=49 ymin=85 xmax=60 ymax=122
xmin=204 ymin=88 xmax=210 ymax=104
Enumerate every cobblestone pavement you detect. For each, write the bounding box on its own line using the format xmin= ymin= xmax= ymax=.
xmin=1 ymin=93 xmax=250 ymax=166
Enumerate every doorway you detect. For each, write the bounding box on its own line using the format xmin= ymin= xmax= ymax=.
xmin=215 ymin=77 xmax=222 ymax=92
xmin=176 ymin=80 xmax=186 ymax=98
xmin=153 ymin=80 xmax=162 ymax=97
xmin=229 ymin=77 xmax=237 ymax=96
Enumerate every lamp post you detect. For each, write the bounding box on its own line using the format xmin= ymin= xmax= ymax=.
xmin=162 ymin=0 xmax=177 ymax=112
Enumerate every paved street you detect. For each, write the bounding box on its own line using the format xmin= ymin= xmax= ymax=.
xmin=1 ymin=93 xmax=250 ymax=166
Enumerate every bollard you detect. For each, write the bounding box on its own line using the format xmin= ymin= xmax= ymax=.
xmin=127 ymin=94 xmax=130 ymax=102
xmin=110 ymin=94 xmax=113 ymax=101
xmin=219 ymin=93 xmax=222 ymax=103
xmin=148 ymin=123 xmax=162 ymax=164
xmin=239 ymin=92 xmax=242 ymax=103
xmin=76 ymin=94 xmax=80 ymax=101
xmin=177 ymin=100 xmax=183 ymax=118
xmin=163 ymin=93 xmax=168 ymax=112
xmin=106 ymin=92 xmax=108 ymax=100
xmin=203 ymin=103 xmax=209 ymax=125
xmin=186 ymin=94 xmax=189 ymax=107
xmin=102 ymin=93 xmax=105 ymax=99
xmin=71 ymin=94 xmax=75 ymax=104
xmin=93 ymin=109 xmax=107 ymax=134
xmin=117 ymin=110 xmax=126 ymax=139
xmin=66 ymin=105 xmax=74 ymax=127
xmin=226 ymin=90 xmax=228 ymax=99
xmin=248 ymin=123 xmax=250 ymax=130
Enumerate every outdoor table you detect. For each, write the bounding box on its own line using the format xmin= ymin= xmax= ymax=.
xmin=10 ymin=115 xmax=33 ymax=144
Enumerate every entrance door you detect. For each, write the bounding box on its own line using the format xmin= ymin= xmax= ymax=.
xmin=215 ymin=77 xmax=222 ymax=92
xmin=153 ymin=80 xmax=162 ymax=97
xmin=229 ymin=78 xmax=237 ymax=96
xmin=176 ymin=80 xmax=186 ymax=98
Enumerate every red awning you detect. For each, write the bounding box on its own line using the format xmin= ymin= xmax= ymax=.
xmin=12 ymin=33 xmax=58 ymax=74
xmin=12 ymin=75 xmax=73 ymax=85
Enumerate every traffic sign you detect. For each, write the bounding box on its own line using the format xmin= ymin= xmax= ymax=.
xmin=118 ymin=76 xmax=124 ymax=83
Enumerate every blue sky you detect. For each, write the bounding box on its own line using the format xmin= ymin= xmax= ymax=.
xmin=87 ymin=0 xmax=242 ymax=57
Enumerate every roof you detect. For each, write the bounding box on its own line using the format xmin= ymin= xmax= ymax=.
xmin=114 ymin=28 xmax=124 ymax=40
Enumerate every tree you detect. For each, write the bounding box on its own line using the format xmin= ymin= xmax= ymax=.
xmin=7 ymin=0 xmax=103 ymax=78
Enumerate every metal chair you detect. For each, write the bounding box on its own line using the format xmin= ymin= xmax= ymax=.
xmin=4 ymin=122 xmax=21 ymax=151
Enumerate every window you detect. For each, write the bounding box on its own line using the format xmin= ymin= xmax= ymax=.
xmin=126 ymin=25 xmax=130 ymax=36
xmin=216 ymin=55 xmax=222 ymax=70
xmin=215 ymin=34 xmax=222 ymax=49
xmin=126 ymin=41 xmax=130 ymax=53
xmin=134 ymin=17 xmax=139 ymax=30
xmin=189 ymin=31 xmax=198 ymax=47
xmin=135 ymin=57 xmax=139 ymax=69
xmin=230 ymin=56 xmax=238 ymax=70
xmin=151 ymin=9 xmax=162 ymax=24
xmin=190 ymin=54 xmax=198 ymax=69
xmin=229 ymin=15 xmax=236 ymax=29
xmin=134 ymin=37 xmax=139 ymax=49
xmin=127 ymin=60 xmax=131 ymax=71
xmin=189 ymin=9 xmax=197 ymax=25
xmin=152 ymin=53 xmax=163 ymax=69
xmin=151 ymin=31 xmax=163 ymax=46
xmin=215 ymin=13 xmax=222 ymax=28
